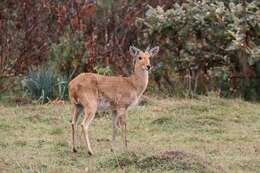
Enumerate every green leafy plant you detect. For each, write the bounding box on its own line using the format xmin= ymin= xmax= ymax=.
xmin=49 ymin=30 xmax=88 ymax=77
xmin=94 ymin=65 xmax=113 ymax=76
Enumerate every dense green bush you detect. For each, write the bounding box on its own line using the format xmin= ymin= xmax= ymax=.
xmin=138 ymin=0 xmax=260 ymax=99
xmin=49 ymin=30 xmax=88 ymax=77
xmin=21 ymin=66 xmax=73 ymax=103
xmin=21 ymin=67 xmax=56 ymax=102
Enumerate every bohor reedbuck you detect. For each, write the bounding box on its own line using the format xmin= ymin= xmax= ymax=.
xmin=68 ymin=46 xmax=159 ymax=155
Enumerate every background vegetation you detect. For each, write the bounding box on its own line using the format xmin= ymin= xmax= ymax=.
xmin=0 ymin=0 xmax=259 ymax=102
xmin=0 ymin=1 xmax=260 ymax=173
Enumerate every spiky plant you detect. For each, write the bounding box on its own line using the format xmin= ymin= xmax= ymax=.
xmin=22 ymin=66 xmax=57 ymax=103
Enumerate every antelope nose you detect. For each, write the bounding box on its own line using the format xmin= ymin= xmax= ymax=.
xmin=146 ymin=65 xmax=151 ymax=70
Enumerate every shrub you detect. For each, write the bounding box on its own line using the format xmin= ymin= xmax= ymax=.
xmin=21 ymin=66 xmax=57 ymax=102
xmin=21 ymin=66 xmax=74 ymax=103
xmin=137 ymin=1 xmax=260 ymax=99
xmin=49 ymin=30 xmax=88 ymax=77
xmin=94 ymin=65 xmax=113 ymax=76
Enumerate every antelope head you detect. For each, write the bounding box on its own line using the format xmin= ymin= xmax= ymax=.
xmin=129 ymin=46 xmax=160 ymax=72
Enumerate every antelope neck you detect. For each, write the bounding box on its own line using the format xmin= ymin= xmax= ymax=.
xmin=129 ymin=68 xmax=149 ymax=97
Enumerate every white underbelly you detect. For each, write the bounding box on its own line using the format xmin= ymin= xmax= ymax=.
xmin=97 ymin=95 xmax=139 ymax=109
xmin=98 ymin=96 xmax=111 ymax=109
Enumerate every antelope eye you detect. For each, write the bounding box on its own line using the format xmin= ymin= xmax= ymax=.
xmin=138 ymin=57 xmax=142 ymax=60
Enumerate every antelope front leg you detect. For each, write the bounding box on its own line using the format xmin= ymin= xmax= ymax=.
xmin=111 ymin=110 xmax=117 ymax=151
xmin=116 ymin=108 xmax=128 ymax=150
xmin=121 ymin=114 xmax=127 ymax=149
xmin=114 ymin=108 xmax=128 ymax=150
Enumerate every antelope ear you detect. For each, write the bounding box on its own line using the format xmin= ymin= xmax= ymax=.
xmin=149 ymin=46 xmax=160 ymax=57
xmin=129 ymin=46 xmax=140 ymax=57
xmin=145 ymin=45 xmax=151 ymax=53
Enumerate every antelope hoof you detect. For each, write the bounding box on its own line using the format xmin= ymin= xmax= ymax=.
xmin=110 ymin=148 xmax=114 ymax=152
xmin=124 ymin=140 xmax=128 ymax=149
xmin=72 ymin=148 xmax=77 ymax=153
xmin=111 ymin=144 xmax=116 ymax=152
xmin=88 ymin=151 xmax=93 ymax=156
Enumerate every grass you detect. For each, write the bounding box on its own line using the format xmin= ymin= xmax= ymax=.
xmin=0 ymin=96 xmax=260 ymax=172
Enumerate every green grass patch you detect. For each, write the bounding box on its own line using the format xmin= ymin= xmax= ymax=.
xmin=0 ymin=123 xmax=11 ymax=130
xmin=0 ymin=96 xmax=260 ymax=172
xmin=50 ymin=128 xmax=63 ymax=135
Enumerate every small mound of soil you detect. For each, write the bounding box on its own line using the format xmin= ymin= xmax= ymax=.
xmin=137 ymin=150 xmax=221 ymax=173
xmin=98 ymin=150 xmax=226 ymax=173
